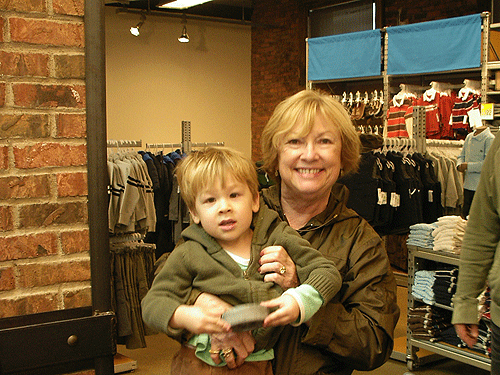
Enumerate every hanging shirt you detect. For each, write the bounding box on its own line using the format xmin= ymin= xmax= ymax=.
xmin=417 ymin=90 xmax=441 ymax=139
xmin=438 ymin=92 xmax=455 ymax=139
xmin=387 ymin=96 xmax=415 ymax=138
xmin=450 ymin=93 xmax=480 ymax=137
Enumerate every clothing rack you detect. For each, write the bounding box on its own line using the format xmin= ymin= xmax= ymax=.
xmin=109 ymin=232 xmax=145 ymax=244
xmin=382 ymin=136 xmax=417 ymax=151
xmin=145 ymin=141 xmax=225 ymax=150
xmin=107 ymin=139 xmax=142 ymax=148
xmin=145 ymin=143 xmax=182 ymax=150
xmin=426 ymin=139 xmax=465 ymax=147
xmin=146 ymin=121 xmax=224 ymax=153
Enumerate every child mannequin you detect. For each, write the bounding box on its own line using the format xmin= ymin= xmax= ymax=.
xmin=456 ymin=123 xmax=495 ymax=218
xmin=141 ymin=147 xmax=341 ymax=375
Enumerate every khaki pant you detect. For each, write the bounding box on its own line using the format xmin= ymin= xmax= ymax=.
xmin=171 ymin=345 xmax=273 ymax=375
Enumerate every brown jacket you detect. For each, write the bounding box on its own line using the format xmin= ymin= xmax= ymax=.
xmin=261 ymin=184 xmax=400 ymax=375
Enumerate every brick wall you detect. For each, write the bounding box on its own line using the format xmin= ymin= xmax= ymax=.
xmin=251 ymin=0 xmax=308 ymax=161
xmin=250 ymin=0 xmax=486 ymax=162
xmin=0 ymin=0 xmax=91 ymax=319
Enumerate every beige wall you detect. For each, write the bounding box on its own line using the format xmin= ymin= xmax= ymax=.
xmin=105 ymin=8 xmax=252 ymax=157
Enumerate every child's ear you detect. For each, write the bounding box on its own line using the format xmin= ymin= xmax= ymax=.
xmin=189 ymin=209 xmax=201 ymax=224
xmin=252 ymin=194 xmax=260 ymax=213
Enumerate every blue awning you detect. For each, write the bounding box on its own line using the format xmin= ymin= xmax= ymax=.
xmin=386 ymin=14 xmax=481 ymax=75
xmin=308 ymin=29 xmax=382 ymax=81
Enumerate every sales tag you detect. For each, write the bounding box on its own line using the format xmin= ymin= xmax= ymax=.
xmin=481 ymin=103 xmax=494 ymax=120
xmin=377 ymin=188 xmax=387 ymax=205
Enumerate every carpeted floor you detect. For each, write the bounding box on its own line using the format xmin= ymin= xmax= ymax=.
xmin=116 ymin=286 xmax=490 ymax=375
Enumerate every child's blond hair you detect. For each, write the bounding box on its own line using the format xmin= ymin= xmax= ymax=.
xmin=176 ymin=147 xmax=259 ymax=212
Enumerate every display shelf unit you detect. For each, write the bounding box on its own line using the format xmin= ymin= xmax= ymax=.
xmin=406 ymin=245 xmax=492 ymax=372
xmin=307 ymin=13 xmax=489 ymax=132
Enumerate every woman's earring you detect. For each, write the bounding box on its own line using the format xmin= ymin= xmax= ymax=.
xmin=275 ymin=170 xmax=279 ymax=177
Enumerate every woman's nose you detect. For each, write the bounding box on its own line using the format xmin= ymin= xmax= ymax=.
xmin=301 ymin=142 xmax=319 ymax=159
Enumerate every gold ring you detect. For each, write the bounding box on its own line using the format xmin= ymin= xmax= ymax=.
xmin=279 ymin=266 xmax=286 ymax=275
xmin=209 ymin=349 xmax=220 ymax=354
xmin=221 ymin=348 xmax=233 ymax=358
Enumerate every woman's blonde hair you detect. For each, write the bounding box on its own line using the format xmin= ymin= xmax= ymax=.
xmin=176 ymin=147 xmax=259 ymax=211
xmin=261 ymin=89 xmax=360 ymax=179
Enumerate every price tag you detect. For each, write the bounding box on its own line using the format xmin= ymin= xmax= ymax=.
xmin=481 ymin=103 xmax=494 ymax=120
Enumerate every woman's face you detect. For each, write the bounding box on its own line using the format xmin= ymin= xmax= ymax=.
xmin=278 ymin=113 xmax=343 ymax=200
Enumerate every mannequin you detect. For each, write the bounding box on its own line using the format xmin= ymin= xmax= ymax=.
xmin=456 ymin=122 xmax=495 ymax=218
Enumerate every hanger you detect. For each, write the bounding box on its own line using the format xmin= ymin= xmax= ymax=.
xmin=342 ymin=92 xmax=347 ymax=105
xmin=363 ymin=91 xmax=369 ymax=104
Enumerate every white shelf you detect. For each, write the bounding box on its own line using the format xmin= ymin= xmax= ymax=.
xmin=487 ymin=61 xmax=500 ymax=70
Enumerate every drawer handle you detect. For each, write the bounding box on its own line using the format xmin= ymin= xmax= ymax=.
xmin=67 ymin=334 xmax=78 ymax=346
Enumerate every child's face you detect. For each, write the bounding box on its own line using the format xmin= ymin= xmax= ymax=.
xmin=190 ymin=175 xmax=259 ymax=249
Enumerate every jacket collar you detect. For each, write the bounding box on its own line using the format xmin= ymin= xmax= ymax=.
xmin=260 ymin=183 xmax=357 ymax=231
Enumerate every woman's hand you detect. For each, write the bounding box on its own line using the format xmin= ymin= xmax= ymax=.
xmin=454 ymin=323 xmax=479 ymax=348
xmin=259 ymin=246 xmax=299 ymax=290
xmin=209 ymin=331 xmax=256 ymax=368
xmin=195 ymin=293 xmax=256 ymax=368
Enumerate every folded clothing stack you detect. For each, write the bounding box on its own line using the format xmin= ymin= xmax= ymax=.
xmin=412 ymin=270 xmax=436 ymax=305
xmin=408 ymin=305 xmax=452 ymax=342
xmin=432 ymin=215 xmax=467 ymax=254
xmin=407 ymin=222 xmax=437 ymax=248
xmin=432 ymin=268 xmax=458 ymax=307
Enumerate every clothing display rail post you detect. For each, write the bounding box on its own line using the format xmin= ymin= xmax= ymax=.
xmin=482 ymin=11 xmax=490 ymax=102
xmin=182 ymin=120 xmax=192 ymax=153
xmin=382 ymin=29 xmax=390 ymax=135
xmin=412 ymin=106 xmax=427 ymax=154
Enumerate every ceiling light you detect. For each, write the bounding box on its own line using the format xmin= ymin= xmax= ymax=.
xmin=178 ymin=25 xmax=189 ymax=43
xmin=159 ymin=0 xmax=212 ymax=10
xmin=130 ymin=14 xmax=146 ymax=37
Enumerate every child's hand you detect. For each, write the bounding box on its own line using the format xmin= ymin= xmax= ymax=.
xmin=170 ymin=305 xmax=231 ymax=334
xmin=260 ymin=294 xmax=299 ymax=327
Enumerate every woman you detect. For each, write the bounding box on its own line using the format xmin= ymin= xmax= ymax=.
xmin=198 ymin=89 xmax=399 ymax=374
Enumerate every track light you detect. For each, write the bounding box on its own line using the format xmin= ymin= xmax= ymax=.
xmin=178 ymin=16 xmax=189 ymax=43
xmin=130 ymin=14 xmax=146 ymax=37
xmin=178 ymin=25 xmax=189 ymax=43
